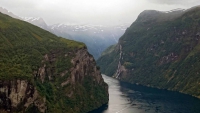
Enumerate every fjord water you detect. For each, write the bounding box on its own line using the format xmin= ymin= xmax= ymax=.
xmin=90 ymin=75 xmax=200 ymax=113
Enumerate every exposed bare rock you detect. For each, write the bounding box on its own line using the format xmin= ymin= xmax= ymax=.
xmin=0 ymin=48 xmax=108 ymax=113
xmin=0 ymin=80 xmax=46 ymax=113
xmin=70 ymin=48 xmax=103 ymax=85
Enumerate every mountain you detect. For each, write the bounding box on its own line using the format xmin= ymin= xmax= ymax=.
xmin=0 ymin=7 xmax=48 ymax=30
xmin=0 ymin=12 xmax=108 ymax=113
xmin=97 ymin=6 xmax=200 ymax=98
xmin=49 ymin=24 xmax=127 ymax=59
xmin=22 ymin=17 xmax=49 ymax=30
xmin=0 ymin=7 xmax=126 ymax=60
xmin=0 ymin=7 xmax=21 ymax=19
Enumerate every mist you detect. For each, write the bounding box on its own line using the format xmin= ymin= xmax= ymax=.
xmin=1 ymin=0 xmax=200 ymax=26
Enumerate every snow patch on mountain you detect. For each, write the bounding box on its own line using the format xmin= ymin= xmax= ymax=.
xmin=161 ymin=8 xmax=185 ymax=13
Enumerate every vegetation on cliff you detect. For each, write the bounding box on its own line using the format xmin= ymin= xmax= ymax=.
xmin=0 ymin=12 xmax=108 ymax=113
xmin=97 ymin=6 xmax=200 ymax=98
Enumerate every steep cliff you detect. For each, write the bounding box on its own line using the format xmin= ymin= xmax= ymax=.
xmin=97 ymin=6 xmax=200 ymax=98
xmin=0 ymin=12 xmax=108 ymax=113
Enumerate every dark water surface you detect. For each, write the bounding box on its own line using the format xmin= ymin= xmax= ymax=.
xmin=89 ymin=75 xmax=200 ymax=113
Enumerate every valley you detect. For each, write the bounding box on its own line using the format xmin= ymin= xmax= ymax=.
xmin=1 ymin=1 xmax=200 ymax=113
xmin=0 ymin=6 xmax=127 ymax=59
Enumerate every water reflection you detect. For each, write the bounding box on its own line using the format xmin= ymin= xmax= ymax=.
xmin=89 ymin=75 xmax=200 ymax=113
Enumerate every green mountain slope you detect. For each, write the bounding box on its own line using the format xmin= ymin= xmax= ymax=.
xmin=97 ymin=6 xmax=200 ymax=98
xmin=0 ymin=12 xmax=108 ymax=113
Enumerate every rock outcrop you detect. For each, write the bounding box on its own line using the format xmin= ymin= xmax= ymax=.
xmin=0 ymin=48 xmax=108 ymax=113
xmin=0 ymin=80 xmax=46 ymax=113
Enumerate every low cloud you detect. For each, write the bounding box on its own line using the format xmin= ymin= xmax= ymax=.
xmin=0 ymin=0 xmax=200 ymax=26
xmin=149 ymin=0 xmax=200 ymax=6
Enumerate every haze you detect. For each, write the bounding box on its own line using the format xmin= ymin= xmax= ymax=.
xmin=1 ymin=0 xmax=200 ymax=26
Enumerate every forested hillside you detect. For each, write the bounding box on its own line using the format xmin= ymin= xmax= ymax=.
xmin=97 ymin=6 xmax=200 ymax=98
xmin=0 ymin=12 xmax=108 ymax=113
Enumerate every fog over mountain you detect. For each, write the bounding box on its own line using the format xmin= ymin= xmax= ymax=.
xmin=0 ymin=6 xmax=127 ymax=59
xmin=149 ymin=0 xmax=200 ymax=5
xmin=1 ymin=0 xmax=199 ymax=26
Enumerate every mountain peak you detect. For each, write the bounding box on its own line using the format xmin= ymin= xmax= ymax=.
xmin=22 ymin=17 xmax=43 ymax=21
xmin=135 ymin=8 xmax=185 ymax=23
xmin=0 ymin=7 xmax=20 ymax=19
xmin=22 ymin=17 xmax=48 ymax=30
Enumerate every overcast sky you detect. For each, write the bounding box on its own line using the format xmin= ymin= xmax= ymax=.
xmin=1 ymin=0 xmax=200 ymax=26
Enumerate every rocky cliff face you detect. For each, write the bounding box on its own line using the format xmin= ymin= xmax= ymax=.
xmin=70 ymin=48 xmax=104 ymax=84
xmin=0 ymin=48 xmax=108 ymax=113
xmin=0 ymin=80 xmax=45 ymax=113
xmin=97 ymin=6 xmax=200 ymax=98
xmin=0 ymin=47 xmax=108 ymax=113
xmin=0 ymin=12 xmax=108 ymax=113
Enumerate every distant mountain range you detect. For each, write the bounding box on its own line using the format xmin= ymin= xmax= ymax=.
xmin=0 ymin=7 xmax=20 ymax=19
xmin=0 ymin=7 xmax=128 ymax=59
xmin=49 ymin=23 xmax=127 ymax=59
xmin=21 ymin=17 xmax=49 ymax=30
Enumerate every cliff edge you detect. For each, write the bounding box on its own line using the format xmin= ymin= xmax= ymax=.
xmin=0 ymin=12 xmax=108 ymax=113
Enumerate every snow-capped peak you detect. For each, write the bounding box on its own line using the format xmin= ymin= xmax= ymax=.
xmin=163 ymin=8 xmax=185 ymax=13
xmin=22 ymin=17 xmax=43 ymax=22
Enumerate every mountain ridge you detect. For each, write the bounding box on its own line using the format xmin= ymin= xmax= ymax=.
xmin=0 ymin=11 xmax=108 ymax=113
xmin=0 ymin=7 xmax=127 ymax=59
xmin=49 ymin=23 xmax=127 ymax=59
